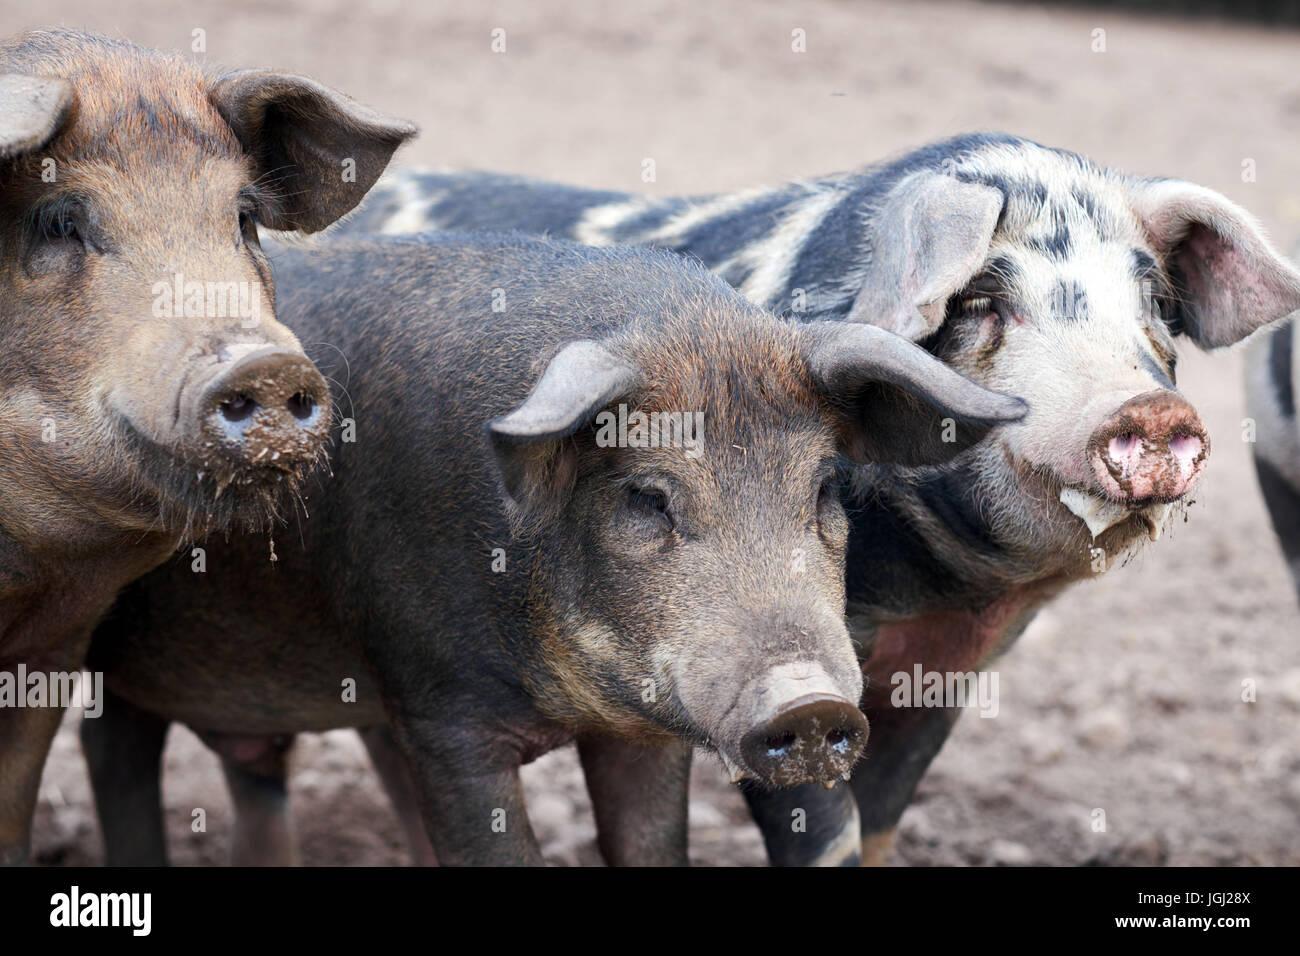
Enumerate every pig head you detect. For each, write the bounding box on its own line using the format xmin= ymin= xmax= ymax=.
xmin=848 ymin=144 xmax=1300 ymax=567
xmin=0 ymin=31 xmax=416 ymax=539
xmin=489 ymin=317 xmax=1026 ymax=789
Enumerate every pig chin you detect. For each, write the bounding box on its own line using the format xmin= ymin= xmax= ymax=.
xmin=1004 ymin=449 xmax=1184 ymax=549
xmin=104 ymin=346 xmax=332 ymax=532
xmin=108 ymin=401 xmax=330 ymax=534
xmin=1057 ymin=486 xmax=1179 ymax=545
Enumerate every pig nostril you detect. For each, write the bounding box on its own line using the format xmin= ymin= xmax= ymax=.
xmin=219 ymin=394 xmax=257 ymax=423
xmin=286 ymin=393 xmax=315 ymax=421
xmin=1169 ymin=432 xmax=1202 ymax=458
xmin=825 ymin=728 xmax=853 ymax=753
xmin=1110 ymin=432 xmax=1140 ymax=457
xmin=765 ymin=732 xmax=797 ymax=756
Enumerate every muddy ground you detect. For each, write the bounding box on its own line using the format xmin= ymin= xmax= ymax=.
xmin=11 ymin=0 xmax=1300 ymax=865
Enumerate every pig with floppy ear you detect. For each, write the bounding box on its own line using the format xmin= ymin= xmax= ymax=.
xmin=209 ymin=69 xmax=418 ymax=232
xmin=0 ymin=30 xmax=418 ymax=868
xmin=1123 ymin=177 xmax=1300 ymax=348
xmin=838 ymin=160 xmax=1300 ymax=546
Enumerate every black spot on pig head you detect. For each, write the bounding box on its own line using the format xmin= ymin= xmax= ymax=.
xmin=844 ymin=141 xmax=1300 ymax=556
xmin=488 ymin=310 xmax=1025 ymax=786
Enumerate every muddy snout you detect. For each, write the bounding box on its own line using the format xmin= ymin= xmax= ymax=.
xmin=188 ymin=347 xmax=330 ymax=470
xmin=1088 ymin=390 xmax=1208 ymax=503
xmin=741 ymin=693 xmax=868 ymax=788
xmin=724 ymin=661 xmax=868 ymax=789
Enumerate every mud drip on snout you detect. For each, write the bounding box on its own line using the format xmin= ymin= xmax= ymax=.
xmin=719 ymin=749 xmax=855 ymax=790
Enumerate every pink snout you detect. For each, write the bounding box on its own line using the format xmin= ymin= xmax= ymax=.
xmin=1088 ymin=390 xmax=1209 ymax=502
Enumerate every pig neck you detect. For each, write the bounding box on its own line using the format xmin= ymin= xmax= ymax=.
xmin=0 ymin=437 xmax=179 ymax=661
xmin=0 ymin=524 xmax=177 ymax=666
xmin=843 ymin=461 xmax=1077 ymax=637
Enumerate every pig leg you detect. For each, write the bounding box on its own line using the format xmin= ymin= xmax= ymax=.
xmin=850 ymin=705 xmax=963 ymax=864
xmin=207 ymin=733 xmax=298 ymax=866
xmin=81 ymin=689 xmax=170 ymax=865
xmin=740 ymin=780 xmax=861 ymax=866
xmin=389 ymin=718 xmax=542 ymax=866
xmin=357 ymin=725 xmax=437 ymax=866
xmin=577 ymin=735 xmax=691 ymax=866
xmin=1 ymin=628 xmax=101 ymax=865
xmin=849 ymin=600 xmax=1035 ymax=864
xmin=0 ymin=701 xmax=65 ymax=864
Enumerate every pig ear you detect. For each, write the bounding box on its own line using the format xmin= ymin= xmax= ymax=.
xmin=847 ymin=171 xmax=1003 ymax=341
xmin=210 ymin=70 xmax=418 ymax=233
xmin=0 ymin=74 xmax=72 ymax=161
xmin=488 ymin=341 xmax=640 ymax=527
xmin=802 ymin=322 xmax=1027 ymax=467
xmin=1128 ymin=178 xmax=1300 ymax=348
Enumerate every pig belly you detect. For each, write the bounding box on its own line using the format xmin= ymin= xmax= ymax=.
xmin=105 ymin=666 xmax=387 ymax=735
xmin=98 ymin=628 xmax=387 ymax=735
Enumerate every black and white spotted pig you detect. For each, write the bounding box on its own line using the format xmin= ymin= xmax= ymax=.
xmin=341 ymin=132 xmax=1300 ymax=866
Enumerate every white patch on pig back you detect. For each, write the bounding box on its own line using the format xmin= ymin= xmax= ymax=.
xmin=573 ymin=196 xmax=656 ymax=246
xmin=734 ymin=185 xmax=849 ymax=310
xmin=577 ymin=186 xmax=776 ymax=249
xmin=371 ymin=171 xmax=447 ymax=234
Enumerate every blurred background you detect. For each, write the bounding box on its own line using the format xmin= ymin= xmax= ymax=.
xmin=11 ymin=0 xmax=1300 ymax=865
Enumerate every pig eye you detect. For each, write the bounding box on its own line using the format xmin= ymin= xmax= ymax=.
xmin=817 ymin=478 xmax=838 ymax=510
xmin=37 ymin=216 xmax=82 ymax=247
xmin=958 ymin=295 xmax=995 ymax=317
xmin=29 ymin=198 xmax=90 ymax=255
xmin=816 ymin=477 xmax=844 ymax=524
xmin=627 ymin=486 xmax=673 ymax=528
xmin=239 ymin=211 xmax=260 ymax=248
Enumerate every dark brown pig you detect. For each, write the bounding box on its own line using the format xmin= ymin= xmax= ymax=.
xmin=0 ymin=30 xmax=414 ymax=864
xmin=83 ymin=234 xmax=1026 ymax=866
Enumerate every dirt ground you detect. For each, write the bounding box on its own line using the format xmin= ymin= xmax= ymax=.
xmin=12 ymin=0 xmax=1300 ymax=866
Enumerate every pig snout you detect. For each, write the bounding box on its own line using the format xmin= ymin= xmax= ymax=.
xmin=187 ymin=347 xmax=329 ymax=468
xmin=740 ymin=693 xmax=869 ymax=789
xmin=722 ymin=660 xmax=867 ymax=789
xmin=1087 ymin=390 xmax=1208 ymax=502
